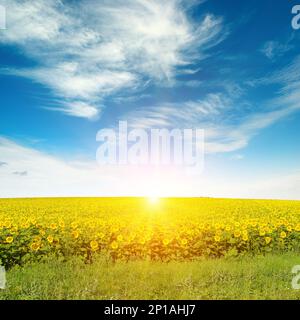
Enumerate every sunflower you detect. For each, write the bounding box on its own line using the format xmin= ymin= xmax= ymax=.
xmin=242 ymin=234 xmax=249 ymax=241
xmin=111 ymin=241 xmax=118 ymax=250
xmin=5 ymin=236 xmax=13 ymax=244
xmin=180 ymin=238 xmax=188 ymax=245
xmin=71 ymin=230 xmax=79 ymax=239
xmin=30 ymin=242 xmax=41 ymax=251
xmin=280 ymin=231 xmax=287 ymax=239
xmin=49 ymin=223 xmax=57 ymax=230
xmin=259 ymin=230 xmax=266 ymax=237
xmin=265 ymin=237 xmax=272 ymax=244
xmin=139 ymin=238 xmax=146 ymax=245
xmin=234 ymin=231 xmax=241 ymax=238
xmin=97 ymin=232 xmax=105 ymax=239
xmin=117 ymin=235 xmax=123 ymax=242
xmin=90 ymin=240 xmax=99 ymax=251
xmin=214 ymin=235 xmax=221 ymax=242
xmin=163 ymin=239 xmax=170 ymax=246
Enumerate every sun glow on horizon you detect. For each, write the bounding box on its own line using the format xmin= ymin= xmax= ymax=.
xmin=148 ymin=196 xmax=160 ymax=205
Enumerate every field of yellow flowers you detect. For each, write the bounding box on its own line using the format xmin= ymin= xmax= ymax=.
xmin=1 ymin=197 xmax=300 ymax=269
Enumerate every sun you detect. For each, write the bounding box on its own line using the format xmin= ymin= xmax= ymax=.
xmin=148 ymin=196 xmax=160 ymax=205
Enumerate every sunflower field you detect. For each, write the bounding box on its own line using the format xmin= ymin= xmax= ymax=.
xmin=1 ymin=197 xmax=300 ymax=269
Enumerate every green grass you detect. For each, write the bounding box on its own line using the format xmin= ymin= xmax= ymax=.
xmin=1 ymin=253 xmax=300 ymax=300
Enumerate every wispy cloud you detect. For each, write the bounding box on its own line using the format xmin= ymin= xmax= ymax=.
xmin=123 ymin=93 xmax=231 ymax=129
xmin=207 ymin=54 xmax=300 ymax=153
xmin=260 ymin=40 xmax=292 ymax=60
xmin=122 ymin=82 xmax=300 ymax=154
xmin=120 ymin=46 xmax=300 ymax=154
xmin=257 ymin=54 xmax=300 ymax=112
xmin=0 ymin=161 xmax=7 ymax=167
xmin=0 ymin=0 xmax=224 ymax=119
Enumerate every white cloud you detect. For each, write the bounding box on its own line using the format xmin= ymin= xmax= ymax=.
xmin=13 ymin=63 xmax=137 ymax=101
xmin=54 ymin=101 xmax=100 ymax=120
xmin=0 ymin=136 xmax=207 ymax=198
xmin=0 ymin=0 xmax=68 ymax=43
xmin=1 ymin=137 xmax=300 ymax=200
xmin=0 ymin=0 xmax=224 ymax=119
xmin=0 ymin=136 xmax=114 ymax=197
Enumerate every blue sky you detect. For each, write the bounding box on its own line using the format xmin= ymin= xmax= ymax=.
xmin=0 ymin=0 xmax=300 ymax=199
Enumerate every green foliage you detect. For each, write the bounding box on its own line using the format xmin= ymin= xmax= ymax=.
xmin=1 ymin=253 xmax=300 ymax=300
